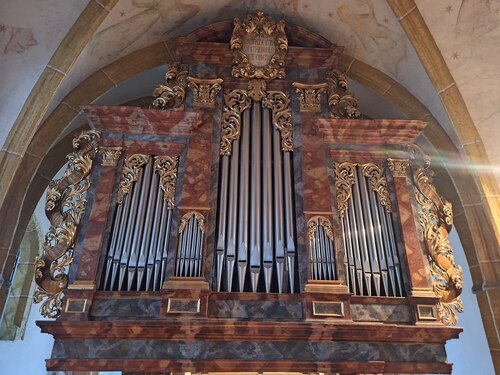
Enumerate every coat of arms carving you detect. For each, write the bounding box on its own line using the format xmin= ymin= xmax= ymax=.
xmin=230 ymin=11 xmax=288 ymax=79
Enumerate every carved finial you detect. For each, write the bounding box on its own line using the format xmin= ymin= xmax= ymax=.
xmin=325 ymin=69 xmax=361 ymax=119
xmin=151 ymin=62 xmax=188 ymax=111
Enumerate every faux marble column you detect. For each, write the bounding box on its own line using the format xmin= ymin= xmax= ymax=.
xmin=387 ymin=158 xmax=432 ymax=292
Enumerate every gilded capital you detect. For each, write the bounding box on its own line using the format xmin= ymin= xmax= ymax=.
xmin=99 ymin=147 xmax=122 ymax=167
xmin=292 ymin=82 xmax=328 ymax=112
xmin=387 ymin=158 xmax=409 ymax=177
xmin=187 ymin=76 xmax=223 ymax=109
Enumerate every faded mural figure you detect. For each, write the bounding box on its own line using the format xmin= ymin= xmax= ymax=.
xmin=336 ymin=0 xmax=406 ymax=77
xmin=456 ymin=0 xmax=499 ymax=38
xmin=0 ymin=25 xmax=37 ymax=54
xmin=91 ymin=0 xmax=200 ymax=60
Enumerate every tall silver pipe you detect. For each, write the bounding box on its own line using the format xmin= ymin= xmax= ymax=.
xmin=310 ymin=234 xmax=317 ymax=280
xmin=127 ymin=161 xmax=152 ymax=291
xmin=341 ymin=216 xmax=355 ymax=291
xmin=185 ymin=215 xmax=196 ymax=277
xmin=155 ymin=198 xmax=168 ymax=288
xmin=377 ymin=202 xmax=396 ymax=295
xmin=118 ymin=169 xmax=142 ymax=290
xmin=137 ymin=161 xmax=156 ymax=290
xmin=216 ymin=156 xmax=229 ymax=291
xmin=386 ymin=212 xmax=403 ymax=295
xmin=250 ymin=102 xmax=262 ymax=292
xmin=262 ymin=107 xmax=274 ymax=293
xmin=237 ymin=110 xmax=251 ymax=291
xmin=350 ymin=171 xmax=373 ymax=295
xmin=283 ymin=150 xmax=295 ymax=292
xmin=226 ymin=135 xmax=240 ymax=290
xmin=273 ymin=127 xmax=285 ymax=292
xmin=104 ymin=201 xmax=124 ymax=289
xmin=195 ymin=223 xmax=204 ymax=277
xmin=176 ymin=219 xmax=187 ymax=276
xmin=346 ymin=201 xmax=363 ymax=295
xmin=367 ymin=186 xmax=391 ymax=296
xmin=110 ymin=192 xmax=132 ymax=289
xmin=146 ymin=172 xmax=162 ymax=290
xmin=357 ymin=169 xmax=381 ymax=296
xmin=160 ymin=209 xmax=172 ymax=285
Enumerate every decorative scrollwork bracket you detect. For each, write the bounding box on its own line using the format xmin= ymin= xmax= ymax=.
xmin=34 ymin=130 xmax=101 ymax=318
xmin=409 ymin=145 xmax=463 ymax=325
xmin=325 ymin=69 xmax=361 ymax=119
xmin=151 ymin=62 xmax=188 ymax=111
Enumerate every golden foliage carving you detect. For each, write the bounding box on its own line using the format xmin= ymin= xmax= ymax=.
xmin=262 ymin=91 xmax=293 ymax=151
xmin=34 ymin=130 xmax=100 ymax=318
xmin=333 ymin=162 xmax=357 ymax=218
xmin=151 ymin=63 xmax=188 ymax=111
xmin=409 ymin=145 xmax=463 ymax=325
xmin=360 ymin=163 xmax=392 ymax=213
xmin=326 ymin=69 xmax=361 ymax=119
xmin=117 ymin=154 xmax=150 ymax=204
xmin=292 ymin=82 xmax=328 ymax=112
xmin=220 ymin=89 xmax=251 ymax=156
xmin=178 ymin=211 xmax=205 ymax=234
xmin=307 ymin=216 xmax=334 ymax=242
xmin=231 ymin=11 xmax=287 ymax=79
xmin=187 ymin=76 xmax=223 ymax=108
xmin=153 ymin=155 xmax=179 ymax=210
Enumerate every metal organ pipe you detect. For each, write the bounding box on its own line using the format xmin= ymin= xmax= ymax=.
xmin=273 ymin=127 xmax=285 ymax=293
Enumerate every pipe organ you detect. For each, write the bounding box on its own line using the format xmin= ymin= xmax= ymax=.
xmin=35 ymin=12 xmax=464 ymax=375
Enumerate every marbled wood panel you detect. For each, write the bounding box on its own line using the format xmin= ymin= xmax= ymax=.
xmin=208 ymin=300 xmax=302 ymax=320
xmin=392 ymin=176 xmax=430 ymax=289
xmin=175 ymin=40 xmax=341 ymax=69
xmin=83 ymin=105 xmax=201 ymax=136
xmin=291 ymin=97 xmax=308 ymax=293
xmin=99 ymin=138 xmax=186 ymax=156
xmin=75 ymin=164 xmax=118 ymax=282
xmin=37 ymin=320 xmax=462 ymax=343
xmin=50 ymin=339 xmax=446 ymax=363
xmin=329 ymin=149 xmax=387 ymax=164
xmin=45 ymin=358 xmax=452 ymax=374
xmin=350 ymin=303 xmax=412 ymax=323
xmin=90 ymin=298 xmax=161 ymax=319
xmin=162 ymin=289 xmax=209 ymax=318
xmin=317 ymin=119 xmax=426 ymax=145
xmin=203 ymin=93 xmax=223 ymax=287
xmin=301 ymin=114 xmax=334 ymax=213
xmin=178 ymin=111 xmax=213 ymax=209
xmin=45 ymin=359 xmax=389 ymax=374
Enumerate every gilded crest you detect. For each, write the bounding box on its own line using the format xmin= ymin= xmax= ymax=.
xmin=230 ymin=11 xmax=288 ymax=79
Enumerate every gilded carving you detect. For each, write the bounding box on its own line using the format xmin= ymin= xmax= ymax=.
xmin=292 ymin=82 xmax=328 ymax=112
xmin=360 ymin=163 xmax=392 ymax=213
xmin=153 ymin=155 xmax=179 ymax=210
xmin=151 ymin=62 xmax=188 ymax=111
xmin=333 ymin=162 xmax=357 ymax=218
xmin=387 ymin=158 xmax=409 ymax=178
xmin=220 ymin=89 xmax=251 ymax=156
xmin=117 ymin=154 xmax=150 ymax=204
xmin=409 ymin=145 xmax=463 ymax=325
xmin=34 ymin=130 xmax=101 ymax=318
xmin=325 ymin=69 xmax=361 ymax=119
xmin=262 ymin=91 xmax=293 ymax=151
xmin=99 ymin=147 xmax=122 ymax=167
xmin=230 ymin=11 xmax=288 ymax=79
xmin=179 ymin=211 xmax=205 ymax=234
xmin=248 ymin=79 xmax=267 ymax=101
xmin=307 ymin=216 xmax=334 ymax=242
xmin=187 ymin=76 xmax=223 ymax=109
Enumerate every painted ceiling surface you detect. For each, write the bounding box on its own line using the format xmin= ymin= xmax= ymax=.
xmin=0 ymin=0 xmax=498 ymax=176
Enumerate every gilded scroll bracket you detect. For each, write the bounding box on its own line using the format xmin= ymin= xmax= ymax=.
xmin=34 ymin=130 xmax=101 ymax=318
xmin=326 ymin=69 xmax=361 ymax=119
xmin=409 ymin=145 xmax=463 ymax=325
xmin=151 ymin=62 xmax=188 ymax=111
xmin=153 ymin=155 xmax=179 ymax=210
